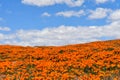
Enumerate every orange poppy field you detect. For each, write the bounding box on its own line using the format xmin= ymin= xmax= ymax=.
xmin=0 ymin=39 xmax=120 ymax=80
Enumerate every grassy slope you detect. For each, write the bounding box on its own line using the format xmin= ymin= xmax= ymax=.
xmin=0 ymin=39 xmax=120 ymax=80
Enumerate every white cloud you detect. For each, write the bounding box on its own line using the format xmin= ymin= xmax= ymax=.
xmin=56 ymin=10 xmax=85 ymax=17
xmin=109 ymin=9 xmax=120 ymax=22
xmin=0 ymin=27 xmax=11 ymax=31
xmin=96 ymin=0 xmax=108 ymax=4
xmin=0 ymin=20 xmax=120 ymax=46
xmin=21 ymin=0 xmax=84 ymax=7
xmin=0 ymin=34 xmax=15 ymax=41
xmin=95 ymin=0 xmax=115 ymax=4
xmin=88 ymin=8 xmax=111 ymax=19
xmin=41 ymin=12 xmax=51 ymax=17
xmin=0 ymin=33 xmax=4 ymax=40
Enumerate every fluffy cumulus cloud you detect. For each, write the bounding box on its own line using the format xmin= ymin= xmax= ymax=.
xmin=0 ymin=27 xmax=11 ymax=31
xmin=88 ymin=8 xmax=111 ymax=19
xmin=0 ymin=20 xmax=120 ymax=46
xmin=109 ymin=9 xmax=120 ymax=22
xmin=21 ymin=0 xmax=84 ymax=7
xmin=95 ymin=0 xmax=115 ymax=4
xmin=41 ymin=12 xmax=51 ymax=17
xmin=56 ymin=10 xmax=85 ymax=17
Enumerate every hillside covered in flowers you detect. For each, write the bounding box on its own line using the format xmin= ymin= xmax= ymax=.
xmin=0 ymin=39 xmax=120 ymax=80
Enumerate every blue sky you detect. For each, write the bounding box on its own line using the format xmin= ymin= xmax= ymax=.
xmin=0 ymin=0 xmax=120 ymax=46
